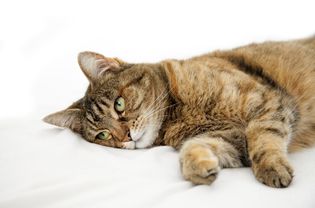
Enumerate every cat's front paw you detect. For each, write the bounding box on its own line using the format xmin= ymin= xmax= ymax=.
xmin=180 ymin=143 xmax=220 ymax=185
xmin=253 ymin=159 xmax=294 ymax=188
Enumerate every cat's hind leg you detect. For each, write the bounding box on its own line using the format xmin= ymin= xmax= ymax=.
xmin=179 ymin=136 xmax=242 ymax=185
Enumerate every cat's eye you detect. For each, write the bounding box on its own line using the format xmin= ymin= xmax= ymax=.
xmin=114 ymin=97 xmax=125 ymax=113
xmin=96 ymin=130 xmax=112 ymax=140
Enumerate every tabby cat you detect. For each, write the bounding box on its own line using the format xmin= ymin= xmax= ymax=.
xmin=44 ymin=36 xmax=315 ymax=188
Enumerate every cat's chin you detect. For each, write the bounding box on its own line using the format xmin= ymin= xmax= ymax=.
xmin=123 ymin=141 xmax=136 ymax=149
xmin=122 ymin=137 xmax=152 ymax=150
xmin=123 ymin=126 xmax=159 ymax=149
xmin=122 ymin=140 xmax=154 ymax=150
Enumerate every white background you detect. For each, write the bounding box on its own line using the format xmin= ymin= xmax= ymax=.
xmin=0 ymin=0 xmax=315 ymax=119
xmin=0 ymin=1 xmax=315 ymax=208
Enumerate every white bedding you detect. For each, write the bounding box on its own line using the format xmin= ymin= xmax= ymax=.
xmin=1 ymin=0 xmax=315 ymax=207
xmin=0 ymin=118 xmax=315 ymax=208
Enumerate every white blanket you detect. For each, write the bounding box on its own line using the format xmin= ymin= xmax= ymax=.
xmin=0 ymin=119 xmax=315 ymax=208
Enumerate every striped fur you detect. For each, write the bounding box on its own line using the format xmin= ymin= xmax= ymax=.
xmin=44 ymin=36 xmax=315 ymax=188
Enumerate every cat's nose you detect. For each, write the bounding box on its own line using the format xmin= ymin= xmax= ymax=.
xmin=126 ymin=131 xmax=132 ymax=141
xmin=121 ymin=123 xmax=132 ymax=142
xmin=123 ymin=130 xmax=132 ymax=142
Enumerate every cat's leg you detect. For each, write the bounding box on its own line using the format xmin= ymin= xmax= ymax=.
xmin=179 ymin=136 xmax=242 ymax=185
xmin=246 ymin=120 xmax=294 ymax=188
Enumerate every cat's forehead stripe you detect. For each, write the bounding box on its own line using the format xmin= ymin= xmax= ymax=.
xmin=86 ymin=119 xmax=98 ymax=131
xmin=99 ymin=98 xmax=110 ymax=108
xmin=91 ymin=102 xmax=104 ymax=116
xmin=94 ymin=102 xmax=104 ymax=113
xmin=84 ymin=98 xmax=106 ymax=120
xmin=85 ymin=108 xmax=100 ymax=122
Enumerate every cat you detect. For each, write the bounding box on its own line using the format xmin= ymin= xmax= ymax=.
xmin=44 ymin=36 xmax=315 ymax=188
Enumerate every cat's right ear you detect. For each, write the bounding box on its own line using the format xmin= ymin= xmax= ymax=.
xmin=78 ymin=51 xmax=122 ymax=83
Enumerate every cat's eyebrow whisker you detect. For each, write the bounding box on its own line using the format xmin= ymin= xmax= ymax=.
xmin=145 ymin=124 xmax=161 ymax=127
xmin=143 ymin=84 xmax=176 ymax=117
xmin=143 ymin=88 xmax=167 ymax=115
xmin=145 ymin=122 xmax=163 ymax=126
xmin=143 ymin=88 xmax=171 ymax=116
xmin=143 ymin=99 xmax=168 ymax=119
xmin=144 ymin=103 xmax=177 ymax=120
xmin=144 ymin=93 xmax=174 ymax=117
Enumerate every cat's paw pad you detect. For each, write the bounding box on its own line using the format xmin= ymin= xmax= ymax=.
xmin=180 ymin=146 xmax=220 ymax=185
xmin=254 ymin=160 xmax=294 ymax=188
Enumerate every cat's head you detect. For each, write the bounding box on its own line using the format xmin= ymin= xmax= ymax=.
xmin=44 ymin=52 xmax=169 ymax=149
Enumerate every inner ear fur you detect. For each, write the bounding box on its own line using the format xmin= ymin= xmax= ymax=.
xmin=77 ymin=51 xmax=122 ymax=83
xmin=43 ymin=99 xmax=84 ymax=133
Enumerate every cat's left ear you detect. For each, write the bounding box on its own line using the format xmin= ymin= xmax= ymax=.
xmin=43 ymin=99 xmax=83 ymax=133
xmin=78 ymin=51 xmax=123 ymax=83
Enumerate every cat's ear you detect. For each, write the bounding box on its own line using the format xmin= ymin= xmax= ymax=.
xmin=162 ymin=60 xmax=181 ymax=101
xmin=43 ymin=100 xmax=83 ymax=133
xmin=78 ymin=51 xmax=122 ymax=83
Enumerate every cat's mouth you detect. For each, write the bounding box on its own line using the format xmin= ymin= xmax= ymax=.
xmin=124 ymin=125 xmax=159 ymax=149
xmin=121 ymin=129 xmax=146 ymax=149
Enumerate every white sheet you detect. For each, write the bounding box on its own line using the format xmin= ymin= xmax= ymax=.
xmin=1 ymin=0 xmax=315 ymax=207
xmin=0 ymin=118 xmax=315 ymax=208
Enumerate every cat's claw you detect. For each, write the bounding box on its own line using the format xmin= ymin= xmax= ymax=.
xmin=253 ymin=159 xmax=294 ymax=188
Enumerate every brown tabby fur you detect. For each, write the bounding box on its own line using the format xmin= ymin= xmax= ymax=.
xmin=44 ymin=36 xmax=315 ymax=188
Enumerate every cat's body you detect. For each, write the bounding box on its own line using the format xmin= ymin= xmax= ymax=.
xmin=45 ymin=36 xmax=315 ymax=188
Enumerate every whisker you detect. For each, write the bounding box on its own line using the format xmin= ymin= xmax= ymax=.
xmin=143 ymin=99 xmax=168 ymax=119
xmin=144 ymin=103 xmax=178 ymax=120
xmin=142 ymin=88 xmax=171 ymax=117
xmin=145 ymin=122 xmax=163 ymax=126
xmin=143 ymin=88 xmax=167 ymax=114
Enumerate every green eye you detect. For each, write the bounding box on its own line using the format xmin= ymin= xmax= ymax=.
xmin=96 ymin=130 xmax=112 ymax=140
xmin=114 ymin=97 xmax=125 ymax=112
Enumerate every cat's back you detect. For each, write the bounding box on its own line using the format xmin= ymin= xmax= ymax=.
xmin=212 ymin=36 xmax=315 ymax=151
xmin=163 ymin=37 xmax=315 ymax=151
xmin=222 ymin=37 xmax=315 ymax=102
